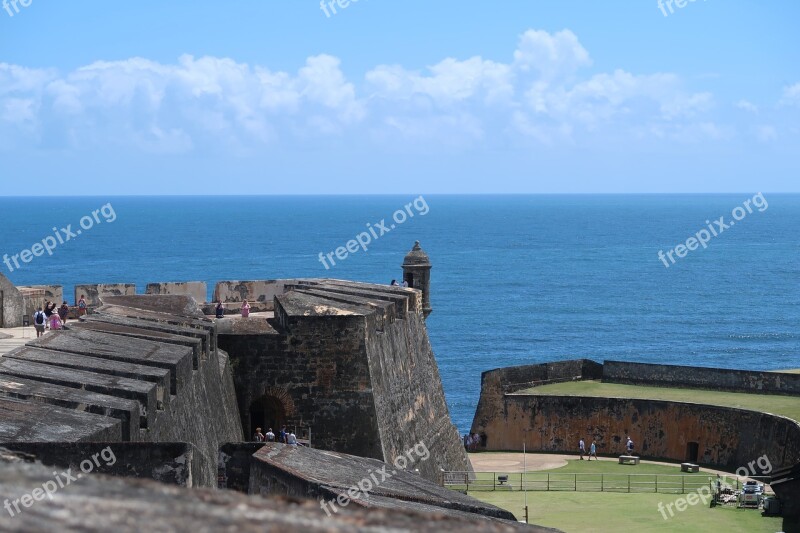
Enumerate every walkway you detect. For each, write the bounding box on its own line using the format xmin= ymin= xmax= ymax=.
xmin=0 ymin=326 xmax=32 ymax=357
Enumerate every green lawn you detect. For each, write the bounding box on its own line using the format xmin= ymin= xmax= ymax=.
xmin=471 ymin=491 xmax=784 ymax=532
xmin=518 ymin=380 xmax=800 ymax=423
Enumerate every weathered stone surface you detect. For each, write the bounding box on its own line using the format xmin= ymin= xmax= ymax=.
xmin=0 ymin=272 xmax=24 ymax=328
xmin=145 ymin=281 xmax=208 ymax=305
xmin=74 ymin=283 xmax=136 ymax=306
xmin=770 ymin=464 xmax=800 ymax=523
xmin=0 ymin=374 xmax=140 ymax=440
xmin=5 ymin=347 xmax=171 ymax=406
xmin=31 ymin=328 xmax=193 ymax=395
xmin=0 ymin=396 xmax=122 ymax=442
xmin=604 ymin=360 xmax=800 ymax=395
xmin=474 ymin=389 xmax=800 ymax=473
xmin=471 ymin=360 xmax=602 ymax=439
xmin=0 ymin=449 xmax=549 ymax=532
xmin=219 ymin=279 xmax=472 ymax=484
xmin=245 ymin=443 xmax=518 ymax=523
xmin=1 ymin=442 xmax=195 ymax=487
xmin=18 ymin=285 xmax=63 ymax=318
xmin=213 ymin=279 xmax=300 ymax=312
xmin=67 ymin=319 xmax=203 ymax=366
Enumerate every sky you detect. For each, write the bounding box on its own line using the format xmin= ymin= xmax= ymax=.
xmin=0 ymin=0 xmax=798 ymax=195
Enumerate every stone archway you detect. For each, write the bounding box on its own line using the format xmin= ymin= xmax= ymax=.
xmin=247 ymin=386 xmax=295 ymax=439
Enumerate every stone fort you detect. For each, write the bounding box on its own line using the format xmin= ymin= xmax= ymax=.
xmin=0 ymin=243 xmax=551 ymax=530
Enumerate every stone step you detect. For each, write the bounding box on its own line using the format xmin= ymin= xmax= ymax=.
xmin=0 ymin=375 xmax=140 ymax=439
xmin=0 ymin=395 xmax=121 ymax=442
xmin=31 ymin=329 xmax=193 ymax=395
xmin=4 ymin=347 xmax=170 ymax=407
xmin=0 ymin=356 xmax=156 ymax=429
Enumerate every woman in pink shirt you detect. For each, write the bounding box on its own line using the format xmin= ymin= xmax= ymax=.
xmin=241 ymin=300 xmax=251 ymax=318
xmin=49 ymin=313 xmax=63 ymax=330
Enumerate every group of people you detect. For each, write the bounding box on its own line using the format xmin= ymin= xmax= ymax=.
xmin=577 ymin=435 xmax=635 ymax=460
xmin=214 ymin=300 xmax=252 ymax=318
xmin=578 ymin=438 xmax=598 ymax=460
xmin=390 ymin=280 xmax=410 ymax=287
xmin=31 ymin=296 xmax=87 ymax=338
xmin=253 ymin=426 xmax=299 ymax=445
xmin=463 ymin=433 xmax=482 ymax=451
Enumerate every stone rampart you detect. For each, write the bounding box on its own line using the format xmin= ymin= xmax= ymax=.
xmin=0 ymin=272 xmax=24 ymax=328
xmin=604 ymin=360 xmax=800 ymax=395
xmin=146 ymin=282 xmax=208 ymax=304
xmin=74 ymin=283 xmax=136 ymax=306
xmin=213 ymin=279 xmax=299 ymax=312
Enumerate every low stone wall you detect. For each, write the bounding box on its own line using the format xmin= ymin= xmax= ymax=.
xmin=74 ymin=284 xmax=136 ymax=306
xmin=213 ymin=280 xmax=298 ymax=312
xmin=604 ymin=360 xmax=800 ymax=396
xmin=0 ymin=442 xmax=195 ymax=486
xmin=146 ymin=282 xmax=208 ymax=305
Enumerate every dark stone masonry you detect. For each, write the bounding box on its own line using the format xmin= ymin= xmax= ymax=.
xmin=0 ymin=245 xmax=521 ymax=530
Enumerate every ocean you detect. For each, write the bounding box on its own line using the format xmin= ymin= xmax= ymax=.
xmin=1 ymin=194 xmax=798 ymax=434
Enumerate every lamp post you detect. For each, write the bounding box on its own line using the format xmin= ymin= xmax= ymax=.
xmin=523 ymin=428 xmax=531 ymax=524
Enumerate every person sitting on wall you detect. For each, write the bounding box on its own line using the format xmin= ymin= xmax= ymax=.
xmin=215 ymin=301 xmax=225 ymax=319
xmin=254 ymin=427 xmax=265 ymax=442
xmin=241 ymin=300 xmax=251 ymax=318
xmin=287 ymin=432 xmax=298 ymax=446
xmin=265 ymin=428 xmax=275 ymax=442
xmin=390 ymin=279 xmax=399 ymax=286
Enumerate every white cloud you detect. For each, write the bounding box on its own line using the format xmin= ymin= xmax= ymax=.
xmin=736 ymin=99 xmax=758 ymax=113
xmin=0 ymin=29 xmax=746 ymax=153
xmin=781 ymin=83 xmax=800 ymax=106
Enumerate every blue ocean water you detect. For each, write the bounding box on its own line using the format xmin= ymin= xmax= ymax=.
xmin=1 ymin=194 xmax=798 ymax=433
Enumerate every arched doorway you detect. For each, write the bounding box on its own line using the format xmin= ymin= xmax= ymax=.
xmin=249 ymin=395 xmax=286 ymax=438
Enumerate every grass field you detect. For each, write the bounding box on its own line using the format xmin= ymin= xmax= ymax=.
xmin=472 ymin=491 xmax=784 ymax=532
xmin=462 ymin=459 xmax=784 ymax=532
xmin=518 ymin=380 xmax=800 ymax=423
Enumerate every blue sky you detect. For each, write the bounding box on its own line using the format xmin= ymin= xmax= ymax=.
xmin=0 ymin=0 xmax=798 ymax=194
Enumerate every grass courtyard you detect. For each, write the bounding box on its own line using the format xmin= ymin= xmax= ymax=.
xmin=464 ymin=458 xmax=784 ymax=532
xmin=518 ymin=380 xmax=800 ymax=423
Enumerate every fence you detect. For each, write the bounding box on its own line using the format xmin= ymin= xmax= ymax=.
xmin=441 ymin=471 xmax=771 ymax=495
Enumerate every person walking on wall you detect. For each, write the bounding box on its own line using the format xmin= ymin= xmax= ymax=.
xmin=77 ymin=295 xmax=87 ymax=317
xmin=58 ymin=301 xmax=69 ymax=325
xmin=579 ymin=438 xmax=586 ymax=460
xmin=589 ymin=440 xmax=597 ymax=460
xmin=33 ymin=307 xmax=46 ymax=338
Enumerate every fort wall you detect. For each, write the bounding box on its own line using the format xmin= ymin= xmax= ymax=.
xmin=475 ymin=394 xmax=800 ymax=472
xmin=604 ymin=360 xmax=800 ymax=395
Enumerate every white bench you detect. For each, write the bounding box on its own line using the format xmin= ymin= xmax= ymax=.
xmin=619 ymin=455 xmax=640 ymax=465
xmin=681 ymin=463 xmax=699 ymax=473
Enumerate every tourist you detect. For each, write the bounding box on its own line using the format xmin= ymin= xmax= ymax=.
xmin=579 ymin=438 xmax=586 ymax=460
xmin=402 ymin=280 xmax=409 ymax=287
xmin=254 ymin=427 xmax=265 ymax=442
xmin=390 ymin=279 xmax=398 ymax=286
xmin=241 ymin=300 xmax=251 ymax=318
xmin=589 ymin=441 xmax=597 ymax=460
xmin=279 ymin=426 xmax=287 ymax=443
xmin=215 ymin=301 xmax=225 ymax=319
xmin=49 ymin=312 xmax=63 ymax=331
xmin=463 ymin=433 xmax=470 ymax=450
xmin=626 ymin=436 xmax=635 ymax=455
xmin=43 ymin=301 xmax=53 ymax=329
xmin=266 ymin=428 xmax=275 ymax=442
xmin=32 ymin=307 xmax=46 ymax=338
xmin=472 ymin=433 xmax=481 ymax=451
xmin=78 ymin=295 xmax=87 ymax=317
xmin=287 ymin=432 xmax=298 ymax=446
xmin=58 ymin=301 xmax=70 ymax=325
